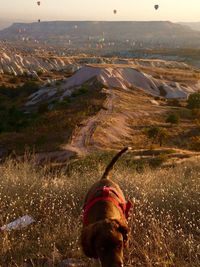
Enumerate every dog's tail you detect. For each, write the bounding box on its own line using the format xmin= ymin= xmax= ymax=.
xmin=101 ymin=147 xmax=132 ymax=180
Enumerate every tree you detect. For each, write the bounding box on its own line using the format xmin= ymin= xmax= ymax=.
xmin=145 ymin=126 xmax=168 ymax=147
xmin=187 ymin=91 xmax=200 ymax=109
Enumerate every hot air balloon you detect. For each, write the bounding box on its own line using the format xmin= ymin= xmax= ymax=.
xmin=113 ymin=9 xmax=117 ymax=14
xmin=154 ymin=5 xmax=159 ymax=10
xmin=37 ymin=1 xmax=41 ymax=6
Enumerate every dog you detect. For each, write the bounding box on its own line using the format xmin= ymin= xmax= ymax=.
xmin=81 ymin=147 xmax=132 ymax=267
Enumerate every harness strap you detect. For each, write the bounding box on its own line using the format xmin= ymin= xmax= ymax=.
xmin=85 ymin=186 xmax=125 ymax=207
xmin=83 ymin=196 xmax=125 ymax=225
xmin=83 ymin=186 xmax=132 ymax=226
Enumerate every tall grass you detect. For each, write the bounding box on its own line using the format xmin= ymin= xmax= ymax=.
xmin=0 ymin=154 xmax=199 ymax=266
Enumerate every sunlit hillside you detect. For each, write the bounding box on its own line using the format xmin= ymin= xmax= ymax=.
xmin=1 ymin=2 xmax=200 ymax=266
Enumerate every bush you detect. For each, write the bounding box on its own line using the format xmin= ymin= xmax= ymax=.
xmin=190 ymin=136 xmax=200 ymax=151
xmin=0 ymin=106 xmax=35 ymax=133
xmin=145 ymin=126 xmax=168 ymax=147
xmin=53 ymin=99 xmax=71 ymax=110
xmin=192 ymin=108 xmax=200 ymax=119
xmin=9 ymin=77 xmax=19 ymax=84
xmin=166 ymin=113 xmax=180 ymax=124
xmin=71 ymin=85 xmax=88 ymax=97
xmin=149 ymin=154 xmax=167 ymax=168
xmin=36 ymin=69 xmax=43 ymax=76
xmin=187 ymin=91 xmax=200 ymax=109
xmin=0 ymin=82 xmax=38 ymax=98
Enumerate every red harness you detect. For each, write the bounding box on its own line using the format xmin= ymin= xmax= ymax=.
xmin=83 ymin=186 xmax=132 ymax=225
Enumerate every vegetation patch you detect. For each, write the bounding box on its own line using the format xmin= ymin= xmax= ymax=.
xmin=145 ymin=126 xmax=169 ymax=147
xmin=0 ymin=81 xmax=39 ymax=99
xmin=166 ymin=113 xmax=180 ymax=125
xmin=0 ymin=156 xmax=199 ymax=266
xmin=0 ymin=84 xmax=106 ymax=153
xmin=187 ymin=91 xmax=200 ymax=109
xmin=0 ymin=105 xmax=39 ymax=133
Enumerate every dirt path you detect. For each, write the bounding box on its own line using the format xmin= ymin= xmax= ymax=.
xmin=64 ymin=88 xmax=115 ymax=155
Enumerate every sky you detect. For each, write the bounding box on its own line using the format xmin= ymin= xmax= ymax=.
xmin=0 ymin=0 xmax=200 ymax=22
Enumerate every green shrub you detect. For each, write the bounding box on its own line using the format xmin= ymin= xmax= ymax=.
xmin=145 ymin=126 xmax=168 ymax=147
xmin=71 ymin=85 xmax=88 ymax=97
xmin=176 ymin=108 xmax=193 ymax=120
xmin=190 ymin=136 xmax=200 ymax=151
xmin=192 ymin=108 xmax=200 ymax=119
xmin=0 ymin=106 xmax=35 ymax=133
xmin=0 ymin=82 xmax=38 ymax=98
xmin=9 ymin=77 xmax=19 ymax=84
xmin=187 ymin=91 xmax=200 ymax=109
xmin=53 ymin=99 xmax=71 ymax=110
xmin=149 ymin=154 xmax=167 ymax=168
xmin=166 ymin=113 xmax=180 ymax=124
xmin=36 ymin=69 xmax=43 ymax=76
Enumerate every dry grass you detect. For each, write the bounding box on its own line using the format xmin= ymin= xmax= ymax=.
xmin=0 ymin=154 xmax=199 ymax=267
xmin=0 ymin=83 xmax=106 ymax=154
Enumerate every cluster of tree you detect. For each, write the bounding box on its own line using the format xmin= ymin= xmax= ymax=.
xmin=145 ymin=92 xmax=200 ymax=148
xmin=0 ymin=105 xmax=38 ymax=133
xmin=187 ymin=91 xmax=200 ymax=109
xmin=145 ymin=126 xmax=168 ymax=147
xmin=0 ymin=81 xmax=38 ymax=99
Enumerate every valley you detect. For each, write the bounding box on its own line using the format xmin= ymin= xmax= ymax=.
xmin=0 ymin=16 xmax=200 ymax=267
xmin=0 ymin=42 xmax=200 ymax=167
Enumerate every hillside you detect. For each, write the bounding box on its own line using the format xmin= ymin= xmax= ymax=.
xmin=0 ymin=42 xmax=79 ymax=77
xmin=179 ymin=22 xmax=200 ymax=32
xmin=0 ymin=21 xmax=200 ymax=266
xmin=0 ymin=20 xmax=12 ymax=30
xmin=0 ymin=52 xmax=200 ymax=164
xmin=1 ymin=21 xmax=200 ymax=49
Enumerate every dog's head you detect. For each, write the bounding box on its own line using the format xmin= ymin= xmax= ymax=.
xmin=81 ymin=219 xmax=128 ymax=267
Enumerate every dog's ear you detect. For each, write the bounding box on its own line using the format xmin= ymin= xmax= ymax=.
xmin=118 ymin=223 xmax=129 ymax=247
xmin=81 ymin=223 xmax=99 ymax=259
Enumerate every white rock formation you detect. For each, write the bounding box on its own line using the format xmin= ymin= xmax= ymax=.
xmin=0 ymin=44 xmax=79 ymax=76
xmin=26 ymin=64 xmax=200 ymax=107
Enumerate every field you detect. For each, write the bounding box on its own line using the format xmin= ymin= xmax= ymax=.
xmin=0 ymin=153 xmax=199 ymax=266
xmin=0 ymin=54 xmax=200 ymax=267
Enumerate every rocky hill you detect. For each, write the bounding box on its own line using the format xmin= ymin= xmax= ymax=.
xmin=0 ymin=46 xmax=200 ymax=163
xmin=0 ymin=42 xmax=80 ymax=77
xmin=1 ymin=21 xmax=200 ymax=48
xmin=25 ymin=62 xmax=200 ymax=108
xmin=179 ymin=22 xmax=200 ymax=32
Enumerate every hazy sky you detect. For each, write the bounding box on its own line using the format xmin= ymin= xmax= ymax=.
xmin=0 ymin=0 xmax=200 ymax=22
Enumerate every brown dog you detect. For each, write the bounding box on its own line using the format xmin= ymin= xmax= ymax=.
xmin=81 ymin=147 xmax=132 ymax=267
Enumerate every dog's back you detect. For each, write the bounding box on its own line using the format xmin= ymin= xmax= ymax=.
xmin=81 ymin=148 xmax=132 ymax=267
xmin=83 ymin=147 xmax=130 ymax=224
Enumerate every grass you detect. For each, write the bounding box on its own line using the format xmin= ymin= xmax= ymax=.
xmin=0 ymin=153 xmax=199 ymax=266
xmin=0 ymin=82 xmax=106 ymax=154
